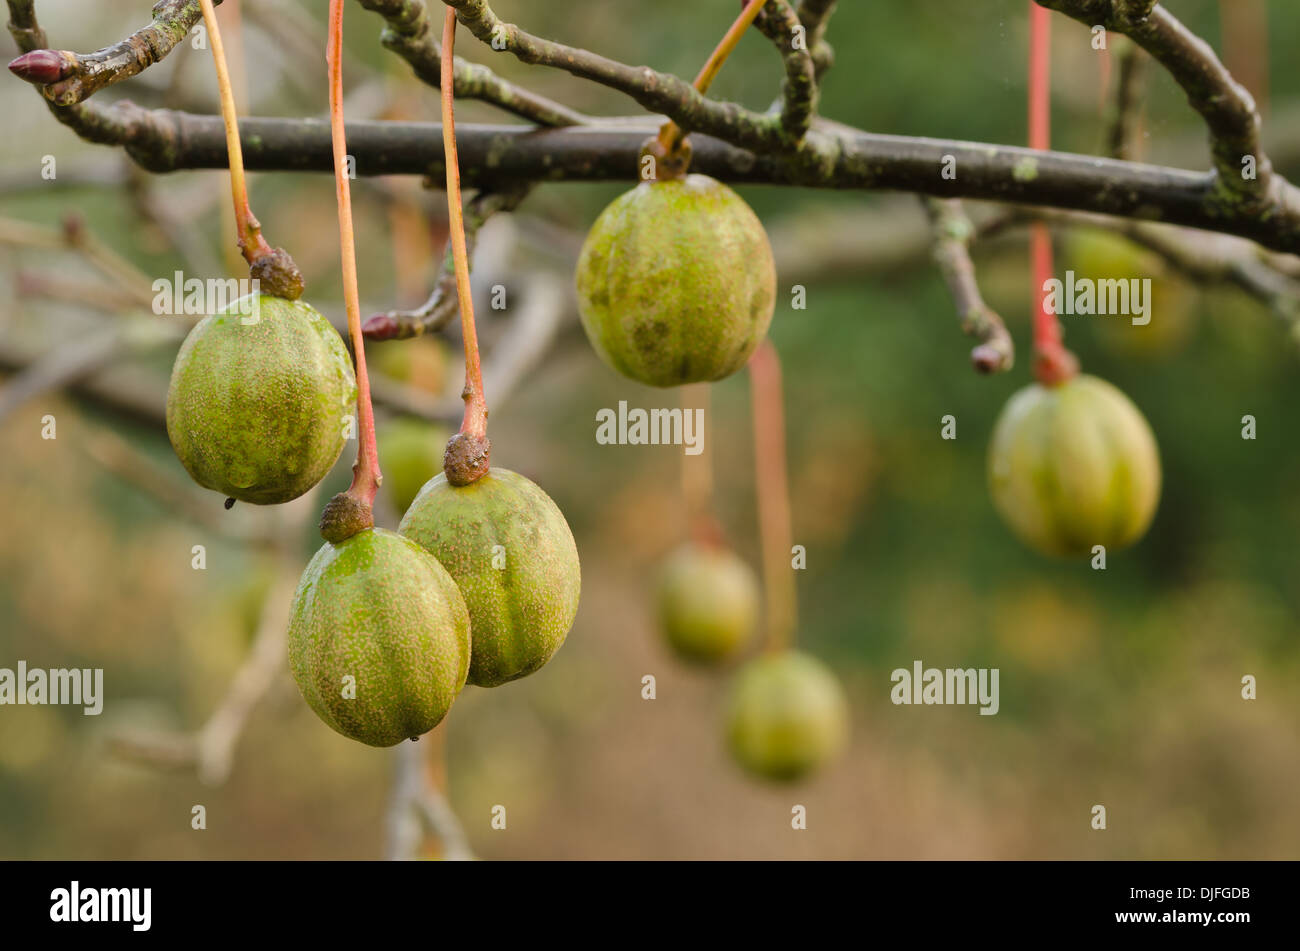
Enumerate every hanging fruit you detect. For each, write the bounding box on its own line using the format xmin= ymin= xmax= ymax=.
xmin=288 ymin=0 xmax=469 ymax=748
xmin=657 ymin=542 xmax=759 ymax=665
xmin=574 ymin=1 xmax=775 ymax=388
xmin=398 ymin=9 xmax=581 ymax=689
xmin=166 ymin=0 xmax=354 ymax=506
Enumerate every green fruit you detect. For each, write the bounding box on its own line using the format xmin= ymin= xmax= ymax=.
xmin=399 ymin=468 xmax=581 ymax=688
xmin=288 ymin=527 xmax=470 ymax=747
xmin=656 ymin=543 xmax=758 ymax=664
xmin=988 ymin=374 xmax=1161 ymax=558
xmin=377 ymin=417 xmax=450 ymax=514
xmin=575 ymin=174 xmax=776 ymax=387
xmin=166 ymin=293 xmax=356 ymax=504
xmin=726 ymin=650 xmax=849 ymax=782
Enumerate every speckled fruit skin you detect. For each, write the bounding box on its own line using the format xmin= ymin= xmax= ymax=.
xmin=166 ymin=293 xmax=356 ymax=504
xmin=726 ymin=650 xmax=849 ymax=782
xmin=377 ymin=417 xmax=450 ymax=515
xmin=575 ymin=174 xmax=776 ymax=387
xmin=399 ymin=468 xmax=580 ymax=688
xmin=988 ymin=375 xmax=1161 ymax=558
xmin=657 ymin=543 xmax=758 ymax=664
xmin=288 ymin=528 xmax=470 ymax=747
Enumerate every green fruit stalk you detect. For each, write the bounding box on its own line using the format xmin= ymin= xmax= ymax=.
xmin=288 ymin=527 xmax=471 ymax=747
xmin=377 ymin=417 xmax=450 ymax=514
xmin=167 ymin=293 xmax=356 ymax=504
xmin=575 ymin=174 xmax=776 ymax=387
xmin=726 ymin=650 xmax=849 ymax=782
xmin=399 ymin=468 xmax=581 ymax=688
xmin=988 ymin=374 xmax=1161 ymax=558
xmin=657 ymin=543 xmax=758 ymax=664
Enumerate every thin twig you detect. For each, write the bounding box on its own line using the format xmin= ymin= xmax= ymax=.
xmin=359 ymin=0 xmax=588 ymax=127
xmin=795 ymin=0 xmax=837 ymax=80
xmin=1106 ymin=37 xmax=1147 ymax=161
xmin=752 ymin=0 xmax=818 ymax=139
xmin=923 ymin=198 xmax=1015 ymax=373
xmin=7 ymin=0 xmax=215 ymax=105
xmin=363 ymin=185 xmax=531 ymax=341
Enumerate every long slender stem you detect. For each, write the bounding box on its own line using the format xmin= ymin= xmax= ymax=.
xmin=680 ymin=383 xmax=720 ymax=546
xmin=658 ymin=0 xmax=767 ymax=154
xmin=328 ymin=0 xmax=381 ymax=506
xmin=441 ymin=8 xmax=488 ymax=440
xmin=197 ymin=0 xmax=271 ymax=265
xmin=749 ymin=340 xmax=796 ymax=653
xmin=1027 ymin=2 xmax=1075 ymax=385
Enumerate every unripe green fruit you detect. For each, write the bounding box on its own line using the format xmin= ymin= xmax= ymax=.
xmin=575 ymin=174 xmax=776 ymax=387
xmin=656 ymin=543 xmax=758 ymax=664
xmin=377 ymin=417 xmax=450 ymax=515
xmin=287 ymin=527 xmax=470 ymax=747
xmin=399 ymin=468 xmax=581 ymax=688
xmin=726 ymin=650 xmax=849 ymax=782
xmin=167 ymin=293 xmax=356 ymax=504
xmin=988 ymin=374 xmax=1161 ymax=558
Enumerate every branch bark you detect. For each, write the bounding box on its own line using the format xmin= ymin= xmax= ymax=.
xmin=46 ymin=106 xmax=1300 ymax=255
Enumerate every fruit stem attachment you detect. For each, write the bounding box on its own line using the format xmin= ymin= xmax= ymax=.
xmin=196 ymin=0 xmax=302 ymax=300
xmin=440 ymin=8 xmax=492 ymax=487
xmin=748 ymin=340 xmax=796 ymax=653
xmin=681 ymin=383 xmax=724 ymax=547
xmin=656 ymin=0 xmax=766 ymax=161
xmin=1027 ymin=2 xmax=1077 ymax=387
xmin=321 ymin=0 xmax=380 ymax=541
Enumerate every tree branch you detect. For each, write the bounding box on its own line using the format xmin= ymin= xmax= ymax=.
xmin=1037 ymin=0 xmax=1271 ymax=211
xmin=7 ymin=0 xmax=211 ymax=105
xmin=923 ymin=198 xmax=1015 ymax=373
xmin=357 ymin=0 xmax=590 ymax=127
xmin=795 ymin=0 xmax=836 ymax=80
xmin=363 ymin=184 xmax=531 ymax=340
xmin=1106 ymin=37 xmax=1147 ymax=161
xmin=753 ymin=0 xmax=817 ymax=139
xmin=41 ymin=105 xmax=1300 ymax=255
xmin=443 ymin=0 xmax=786 ymax=151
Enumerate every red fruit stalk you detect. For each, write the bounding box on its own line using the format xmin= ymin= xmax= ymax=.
xmin=197 ymin=0 xmax=274 ymax=268
xmin=327 ymin=0 xmax=381 ymax=509
xmin=1027 ymin=2 xmax=1076 ymax=386
xmin=749 ymin=340 xmax=796 ymax=652
xmin=439 ymin=8 xmax=491 ymax=486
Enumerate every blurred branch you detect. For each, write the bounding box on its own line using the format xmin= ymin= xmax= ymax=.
xmin=105 ymin=492 xmax=317 ymax=784
xmin=923 ymin=198 xmax=1015 ymax=373
xmin=795 ymin=0 xmax=836 ymax=80
xmin=0 ymin=215 xmax=156 ymax=308
xmin=79 ymin=426 xmax=284 ymax=546
xmin=1106 ymin=37 xmax=1147 ymax=161
xmin=368 ymin=270 xmax=569 ymax=421
xmin=364 ymin=185 xmax=532 ymax=340
xmin=753 ymin=0 xmax=817 ymax=139
xmin=385 ymin=729 xmax=474 ymax=861
xmin=358 ymin=0 xmax=589 ymax=127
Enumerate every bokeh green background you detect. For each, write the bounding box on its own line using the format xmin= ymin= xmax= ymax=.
xmin=0 ymin=0 xmax=1297 ymax=859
